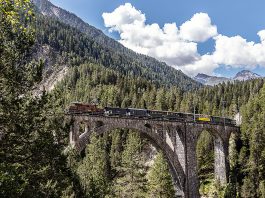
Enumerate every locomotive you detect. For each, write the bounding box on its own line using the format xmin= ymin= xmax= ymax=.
xmin=66 ymin=102 xmax=236 ymax=125
xmin=67 ymin=102 xmax=103 ymax=115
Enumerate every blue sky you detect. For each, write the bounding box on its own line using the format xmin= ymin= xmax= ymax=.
xmin=50 ymin=0 xmax=265 ymax=77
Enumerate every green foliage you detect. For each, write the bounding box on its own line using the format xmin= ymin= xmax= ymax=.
xmin=238 ymin=83 xmax=265 ymax=197
xmin=147 ymin=152 xmax=175 ymax=198
xmin=0 ymin=1 xmax=76 ymax=197
xmin=196 ymin=131 xmax=214 ymax=182
xmin=77 ymin=133 xmax=110 ymax=197
xmin=1 ymin=1 xmax=264 ymax=197
xmin=109 ymin=130 xmax=122 ymax=171
xmin=113 ymin=131 xmax=147 ymax=197
xmin=35 ymin=14 xmax=201 ymax=90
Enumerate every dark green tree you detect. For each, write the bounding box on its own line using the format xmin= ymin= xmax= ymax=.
xmin=77 ymin=133 xmax=110 ymax=197
xmin=147 ymin=151 xmax=175 ymax=198
xmin=0 ymin=1 xmax=74 ymax=196
xmin=114 ymin=131 xmax=146 ymax=197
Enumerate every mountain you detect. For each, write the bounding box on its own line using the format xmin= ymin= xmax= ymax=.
xmin=233 ymin=70 xmax=261 ymax=81
xmin=194 ymin=70 xmax=262 ymax=86
xmin=33 ymin=0 xmax=105 ymax=41
xmin=33 ymin=0 xmax=201 ymax=91
xmin=194 ymin=73 xmax=230 ymax=86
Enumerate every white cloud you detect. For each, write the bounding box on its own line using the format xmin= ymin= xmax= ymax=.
xmin=102 ymin=3 xmax=145 ymax=33
xmin=179 ymin=13 xmax=218 ymax=42
xmin=213 ymin=33 xmax=265 ymax=68
xmin=258 ymin=30 xmax=265 ymax=42
xmin=102 ymin=4 xmax=212 ymax=67
xmin=175 ymin=55 xmax=218 ymax=76
xmin=103 ymin=3 xmax=265 ymax=76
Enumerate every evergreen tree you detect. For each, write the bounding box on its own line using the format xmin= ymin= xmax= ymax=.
xmin=0 ymin=1 xmax=75 ymax=197
xmin=109 ymin=130 xmax=122 ymax=171
xmin=147 ymin=151 xmax=175 ymax=198
xmin=114 ymin=131 xmax=146 ymax=197
xmin=77 ymin=133 xmax=110 ymax=197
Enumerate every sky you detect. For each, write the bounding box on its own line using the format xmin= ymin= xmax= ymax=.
xmin=49 ymin=0 xmax=265 ymax=77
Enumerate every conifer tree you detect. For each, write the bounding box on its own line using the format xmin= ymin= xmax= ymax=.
xmin=109 ymin=130 xmax=122 ymax=171
xmin=147 ymin=151 xmax=175 ymax=198
xmin=77 ymin=133 xmax=110 ymax=197
xmin=114 ymin=131 xmax=146 ymax=197
xmin=0 ymin=1 xmax=75 ymax=196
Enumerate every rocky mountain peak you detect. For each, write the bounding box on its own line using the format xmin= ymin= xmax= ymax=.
xmin=194 ymin=73 xmax=211 ymax=79
xmin=193 ymin=70 xmax=262 ymax=86
xmin=233 ymin=70 xmax=261 ymax=81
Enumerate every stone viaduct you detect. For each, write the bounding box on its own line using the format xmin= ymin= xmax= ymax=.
xmin=68 ymin=114 xmax=239 ymax=197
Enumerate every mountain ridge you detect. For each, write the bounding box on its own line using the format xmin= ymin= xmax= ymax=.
xmin=33 ymin=0 xmax=201 ymax=90
xmin=233 ymin=70 xmax=261 ymax=81
xmin=194 ymin=70 xmax=262 ymax=86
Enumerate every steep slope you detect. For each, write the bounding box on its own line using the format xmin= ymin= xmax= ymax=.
xmin=33 ymin=0 xmax=201 ymax=90
xmin=33 ymin=0 xmax=104 ymax=40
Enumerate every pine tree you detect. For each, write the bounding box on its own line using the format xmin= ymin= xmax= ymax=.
xmin=0 ymin=1 xmax=74 ymax=196
xmin=109 ymin=130 xmax=122 ymax=171
xmin=196 ymin=131 xmax=214 ymax=182
xmin=147 ymin=151 xmax=175 ymax=198
xmin=77 ymin=133 xmax=110 ymax=197
xmin=114 ymin=131 xmax=147 ymax=197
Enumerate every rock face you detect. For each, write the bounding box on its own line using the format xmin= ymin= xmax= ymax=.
xmin=233 ymin=70 xmax=261 ymax=81
xmin=234 ymin=113 xmax=242 ymax=126
xmin=194 ymin=70 xmax=262 ymax=86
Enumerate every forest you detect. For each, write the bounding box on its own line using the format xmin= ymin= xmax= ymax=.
xmin=0 ymin=1 xmax=265 ymax=197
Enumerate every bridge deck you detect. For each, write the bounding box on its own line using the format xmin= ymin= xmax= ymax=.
xmin=66 ymin=113 xmax=237 ymax=127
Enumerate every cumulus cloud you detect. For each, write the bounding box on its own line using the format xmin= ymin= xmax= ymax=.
xmin=102 ymin=4 xmax=203 ymax=66
xmin=258 ymin=30 xmax=265 ymax=42
xmin=179 ymin=13 xmax=218 ymax=42
xmin=102 ymin=3 xmax=145 ymax=33
xmin=103 ymin=3 xmax=265 ymax=76
xmin=213 ymin=33 xmax=265 ymax=68
xmin=176 ymin=55 xmax=218 ymax=76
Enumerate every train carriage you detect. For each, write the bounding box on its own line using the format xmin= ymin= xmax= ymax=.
xmin=211 ymin=116 xmax=222 ymax=124
xmin=163 ymin=111 xmax=183 ymax=121
xmin=148 ymin=110 xmax=165 ymax=119
xmin=196 ymin=114 xmax=211 ymax=122
xmin=183 ymin=113 xmax=194 ymax=122
xmin=211 ymin=116 xmax=236 ymax=125
xmin=127 ymin=108 xmax=148 ymax=118
xmin=67 ymin=102 xmax=103 ymax=114
xmin=104 ymin=107 xmax=127 ymax=116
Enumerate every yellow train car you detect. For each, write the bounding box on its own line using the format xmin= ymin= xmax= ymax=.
xmin=197 ymin=117 xmax=211 ymax=122
xmin=196 ymin=114 xmax=211 ymax=122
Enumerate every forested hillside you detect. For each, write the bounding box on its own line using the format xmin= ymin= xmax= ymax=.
xmin=55 ymin=58 xmax=265 ymax=197
xmin=1 ymin=1 xmax=265 ymax=197
xmin=34 ymin=14 xmax=200 ymax=90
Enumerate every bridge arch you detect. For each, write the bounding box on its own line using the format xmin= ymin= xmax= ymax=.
xmin=193 ymin=125 xmax=236 ymax=192
xmin=77 ymin=121 xmax=186 ymax=196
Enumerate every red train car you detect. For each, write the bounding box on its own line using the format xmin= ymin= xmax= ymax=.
xmin=67 ymin=102 xmax=103 ymax=114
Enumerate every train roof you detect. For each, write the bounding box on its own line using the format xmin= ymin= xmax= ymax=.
xmin=127 ymin=108 xmax=147 ymax=111
xmin=71 ymin=102 xmax=96 ymax=106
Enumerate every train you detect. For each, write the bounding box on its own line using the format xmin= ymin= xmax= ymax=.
xmin=66 ymin=102 xmax=236 ymax=125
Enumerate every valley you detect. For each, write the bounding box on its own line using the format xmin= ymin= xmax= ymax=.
xmin=0 ymin=1 xmax=265 ymax=198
